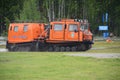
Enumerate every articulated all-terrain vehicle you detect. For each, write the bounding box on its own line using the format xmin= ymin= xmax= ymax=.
xmin=6 ymin=19 xmax=93 ymax=51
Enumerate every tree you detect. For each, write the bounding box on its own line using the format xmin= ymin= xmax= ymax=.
xmin=0 ymin=0 xmax=24 ymax=35
xmin=0 ymin=0 xmax=120 ymax=36
xmin=18 ymin=0 xmax=41 ymax=22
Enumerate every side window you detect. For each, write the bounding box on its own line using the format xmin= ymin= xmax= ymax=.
xmin=69 ymin=24 xmax=78 ymax=31
xmin=54 ymin=24 xmax=63 ymax=31
xmin=14 ymin=26 xmax=18 ymax=32
xmin=23 ymin=25 xmax=28 ymax=32
xmin=80 ymin=24 xmax=85 ymax=31
xmin=84 ymin=24 xmax=88 ymax=29
xmin=80 ymin=24 xmax=88 ymax=31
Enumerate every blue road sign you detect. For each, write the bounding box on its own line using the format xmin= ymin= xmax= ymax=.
xmin=99 ymin=26 xmax=108 ymax=30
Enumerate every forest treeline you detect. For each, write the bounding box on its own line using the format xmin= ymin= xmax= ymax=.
xmin=0 ymin=0 xmax=120 ymax=36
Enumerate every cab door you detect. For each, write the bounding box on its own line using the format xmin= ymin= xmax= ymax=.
xmin=50 ymin=22 xmax=65 ymax=40
xmin=65 ymin=23 xmax=79 ymax=41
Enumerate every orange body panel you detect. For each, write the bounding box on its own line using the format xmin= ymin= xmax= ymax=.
xmin=49 ymin=21 xmax=65 ymax=40
xmin=8 ymin=23 xmax=45 ymax=43
xmin=65 ymin=22 xmax=80 ymax=41
xmin=79 ymin=31 xmax=83 ymax=41
xmin=7 ymin=19 xmax=93 ymax=44
xmin=48 ymin=19 xmax=85 ymax=42
xmin=82 ymin=27 xmax=93 ymax=41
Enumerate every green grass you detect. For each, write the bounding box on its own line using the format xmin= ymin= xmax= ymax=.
xmin=0 ymin=41 xmax=120 ymax=80
xmin=86 ymin=41 xmax=120 ymax=53
xmin=0 ymin=52 xmax=120 ymax=80
xmin=93 ymin=41 xmax=120 ymax=48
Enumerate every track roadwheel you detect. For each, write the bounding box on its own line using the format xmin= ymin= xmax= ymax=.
xmin=81 ymin=44 xmax=86 ymax=51
xmin=85 ymin=44 xmax=89 ymax=50
xmin=66 ymin=47 xmax=70 ymax=51
xmin=25 ymin=47 xmax=31 ymax=51
xmin=60 ymin=47 xmax=65 ymax=52
xmin=88 ymin=44 xmax=92 ymax=49
xmin=35 ymin=42 xmax=39 ymax=51
xmin=9 ymin=46 xmax=15 ymax=51
xmin=77 ymin=45 xmax=82 ymax=51
xmin=17 ymin=47 xmax=23 ymax=51
xmin=13 ymin=47 xmax=18 ymax=51
xmin=54 ymin=46 xmax=59 ymax=52
xmin=48 ymin=47 xmax=53 ymax=51
xmin=71 ymin=47 xmax=76 ymax=51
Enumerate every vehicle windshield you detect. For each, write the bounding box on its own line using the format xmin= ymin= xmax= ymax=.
xmin=80 ymin=24 xmax=88 ymax=31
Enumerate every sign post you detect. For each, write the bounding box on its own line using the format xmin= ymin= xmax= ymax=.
xmin=98 ymin=13 xmax=109 ymax=39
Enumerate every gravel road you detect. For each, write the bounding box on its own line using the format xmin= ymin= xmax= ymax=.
xmin=0 ymin=48 xmax=8 ymax=52
xmin=0 ymin=48 xmax=120 ymax=59
xmin=66 ymin=53 xmax=120 ymax=58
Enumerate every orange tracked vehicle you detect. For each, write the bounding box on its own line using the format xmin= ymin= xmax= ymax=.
xmin=6 ymin=19 xmax=93 ymax=51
